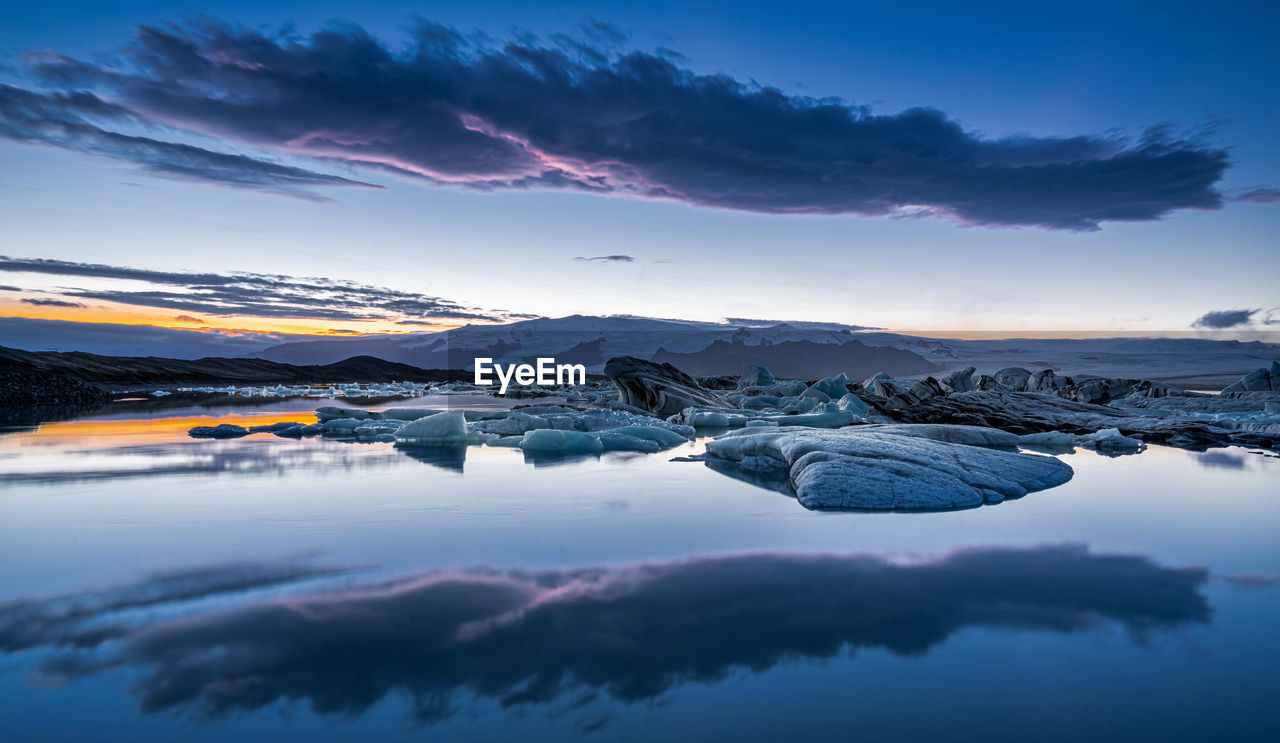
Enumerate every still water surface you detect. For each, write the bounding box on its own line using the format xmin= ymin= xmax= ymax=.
xmin=1 ymin=399 xmax=1278 ymax=741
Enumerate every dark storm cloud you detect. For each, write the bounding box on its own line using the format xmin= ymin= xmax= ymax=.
xmin=21 ymin=545 xmax=1208 ymax=722
xmin=0 ymin=255 xmax=513 ymax=322
xmin=13 ymin=19 xmax=1237 ymax=230
xmin=19 ymin=297 xmax=85 ymax=307
xmin=1192 ymin=308 xmax=1258 ymax=328
xmin=0 ymin=85 xmax=378 ymax=199
xmin=573 ymin=254 xmax=635 ymax=262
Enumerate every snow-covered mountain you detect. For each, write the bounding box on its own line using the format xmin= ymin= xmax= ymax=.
xmin=251 ymin=315 xmax=882 ymax=370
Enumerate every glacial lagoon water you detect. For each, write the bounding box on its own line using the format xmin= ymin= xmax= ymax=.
xmin=1 ymin=397 xmax=1279 ymax=742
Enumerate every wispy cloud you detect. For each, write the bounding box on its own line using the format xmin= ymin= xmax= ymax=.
xmin=573 ymin=254 xmax=635 ymax=262
xmin=1227 ymin=187 xmax=1280 ymax=205
xmin=0 ymin=255 xmax=517 ymax=323
xmin=5 ymin=18 xmax=1244 ymax=230
xmin=20 ymin=297 xmax=85 ymax=308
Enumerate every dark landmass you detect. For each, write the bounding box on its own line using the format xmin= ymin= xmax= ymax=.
xmin=650 ymin=339 xmax=938 ymax=379
xmin=0 ymin=346 xmax=470 ymax=388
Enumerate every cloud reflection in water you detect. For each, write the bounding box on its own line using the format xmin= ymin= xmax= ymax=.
xmin=3 ymin=546 xmax=1210 ymax=724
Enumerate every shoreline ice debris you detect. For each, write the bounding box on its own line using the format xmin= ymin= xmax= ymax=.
xmin=704 ymin=424 xmax=1074 ymax=511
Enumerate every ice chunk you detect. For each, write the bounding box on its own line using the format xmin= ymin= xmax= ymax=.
xmin=828 ymin=393 xmax=870 ymax=419
xmin=738 ymin=364 xmax=775 ymax=388
xmin=316 ymin=407 xmax=377 ymax=422
xmin=394 ymin=412 xmax=469 ymax=444
xmin=1017 ymin=431 xmax=1080 ymax=451
xmin=605 ymin=425 xmax=689 ymax=448
xmin=1078 ymin=427 xmax=1144 ymax=451
xmin=780 ymin=396 xmax=825 ymax=414
xmin=940 ymin=367 xmax=976 ymax=393
xmin=247 ymin=421 xmax=307 ymax=433
xmin=520 ymin=429 xmax=603 ymax=454
xmin=595 ymin=431 xmax=661 ymax=453
xmin=687 ymin=410 xmax=732 ymax=427
xmin=470 ymin=413 xmax=551 ymax=436
xmin=321 ymin=417 xmax=371 ymax=434
xmin=769 ymin=411 xmax=861 ymax=428
xmin=273 ymin=423 xmax=324 ymax=438
xmin=808 ymin=373 xmax=852 ymax=400
xmin=380 ymin=408 xmax=443 ymax=421
xmin=1018 ymin=428 xmax=1144 ymax=454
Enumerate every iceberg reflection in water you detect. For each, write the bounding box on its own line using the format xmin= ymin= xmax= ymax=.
xmin=6 ymin=546 xmax=1207 ymax=722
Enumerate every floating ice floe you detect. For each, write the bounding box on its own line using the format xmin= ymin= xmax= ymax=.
xmin=703 ymin=424 xmax=1074 ymax=511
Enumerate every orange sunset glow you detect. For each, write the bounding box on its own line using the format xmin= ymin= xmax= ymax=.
xmin=0 ymin=296 xmax=485 ymax=337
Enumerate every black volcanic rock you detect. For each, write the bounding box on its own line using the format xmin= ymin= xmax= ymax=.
xmin=650 ymin=339 xmax=938 ymax=380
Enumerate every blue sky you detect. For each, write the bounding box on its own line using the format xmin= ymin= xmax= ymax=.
xmin=1 ymin=0 xmax=1277 ymax=337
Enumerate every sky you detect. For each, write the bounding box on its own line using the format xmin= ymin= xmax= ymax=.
xmin=0 ymin=0 xmax=1277 ymax=346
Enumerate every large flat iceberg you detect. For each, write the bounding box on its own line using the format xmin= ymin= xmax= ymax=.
xmin=704 ymin=424 xmax=1073 ymax=511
